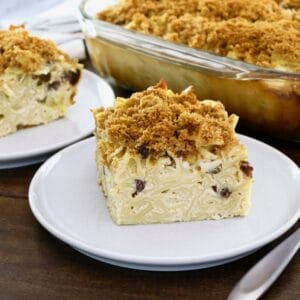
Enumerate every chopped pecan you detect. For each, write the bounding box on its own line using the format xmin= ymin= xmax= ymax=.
xmin=240 ymin=161 xmax=253 ymax=177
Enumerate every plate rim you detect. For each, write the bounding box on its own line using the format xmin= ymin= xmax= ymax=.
xmin=0 ymin=152 xmax=51 ymax=169
xmin=29 ymin=135 xmax=300 ymax=266
xmin=73 ymin=247 xmax=257 ymax=271
xmin=0 ymin=69 xmax=115 ymax=161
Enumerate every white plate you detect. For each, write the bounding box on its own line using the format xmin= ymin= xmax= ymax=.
xmin=29 ymin=136 xmax=300 ymax=271
xmin=0 ymin=152 xmax=51 ymax=170
xmin=0 ymin=69 xmax=114 ymax=162
xmin=73 ymin=247 xmax=257 ymax=271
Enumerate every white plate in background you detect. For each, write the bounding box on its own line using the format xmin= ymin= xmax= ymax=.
xmin=29 ymin=136 xmax=300 ymax=271
xmin=0 ymin=69 xmax=114 ymax=165
xmin=0 ymin=153 xmax=51 ymax=170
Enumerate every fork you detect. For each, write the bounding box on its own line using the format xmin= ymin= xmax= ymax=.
xmin=228 ymin=228 xmax=300 ymax=300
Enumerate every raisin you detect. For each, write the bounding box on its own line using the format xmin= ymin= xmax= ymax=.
xmin=210 ymin=146 xmax=219 ymax=154
xmin=132 ymin=179 xmax=146 ymax=197
xmin=48 ymin=81 xmax=60 ymax=90
xmin=220 ymin=187 xmax=231 ymax=198
xmin=212 ymin=186 xmax=231 ymax=198
xmin=209 ymin=164 xmax=222 ymax=174
xmin=63 ymin=69 xmax=81 ymax=86
xmin=32 ymin=73 xmax=51 ymax=85
xmin=240 ymin=161 xmax=253 ymax=178
xmin=37 ymin=97 xmax=46 ymax=103
xmin=16 ymin=124 xmax=31 ymax=130
xmin=138 ymin=145 xmax=149 ymax=159
xmin=39 ymin=73 xmax=51 ymax=83
xmin=166 ymin=154 xmax=176 ymax=168
xmin=174 ymin=130 xmax=179 ymax=138
xmin=136 ymin=179 xmax=145 ymax=192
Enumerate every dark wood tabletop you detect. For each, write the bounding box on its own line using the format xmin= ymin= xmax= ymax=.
xmin=1 ymin=94 xmax=299 ymax=300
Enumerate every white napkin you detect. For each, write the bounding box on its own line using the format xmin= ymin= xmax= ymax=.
xmin=29 ymin=30 xmax=86 ymax=61
xmin=1 ymin=0 xmax=86 ymax=60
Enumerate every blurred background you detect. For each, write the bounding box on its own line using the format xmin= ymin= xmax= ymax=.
xmin=0 ymin=0 xmax=62 ymax=21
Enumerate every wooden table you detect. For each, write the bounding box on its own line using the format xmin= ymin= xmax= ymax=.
xmin=0 ymin=111 xmax=299 ymax=300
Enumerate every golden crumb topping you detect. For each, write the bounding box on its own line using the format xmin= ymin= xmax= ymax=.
xmin=94 ymin=81 xmax=239 ymax=165
xmin=0 ymin=27 xmax=77 ymax=73
xmin=98 ymin=0 xmax=291 ymax=23
xmin=166 ymin=18 xmax=300 ymax=69
xmin=98 ymin=0 xmax=300 ymax=70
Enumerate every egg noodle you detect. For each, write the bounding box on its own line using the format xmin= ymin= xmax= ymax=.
xmin=97 ymin=143 xmax=252 ymax=225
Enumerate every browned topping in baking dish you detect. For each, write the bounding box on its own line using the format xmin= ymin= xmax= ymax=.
xmin=98 ymin=0 xmax=300 ymax=71
xmin=0 ymin=27 xmax=76 ymax=73
xmin=93 ymin=80 xmax=240 ymax=165
xmin=98 ymin=0 xmax=293 ymax=23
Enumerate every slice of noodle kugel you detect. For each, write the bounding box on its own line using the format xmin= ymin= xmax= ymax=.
xmin=0 ymin=27 xmax=82 ymax=137
xmin=93 ymin=80 xmax=253 ymax=225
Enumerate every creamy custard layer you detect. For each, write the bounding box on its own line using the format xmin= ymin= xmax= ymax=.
xmin=98 ymin=145 xmax=252 ymax=225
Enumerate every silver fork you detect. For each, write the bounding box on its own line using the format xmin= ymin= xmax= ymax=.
xmin=228 ymin=228 xmax=300 ymax=300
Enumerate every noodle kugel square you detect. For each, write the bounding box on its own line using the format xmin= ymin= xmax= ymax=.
xmin=0 ymin=27 xmax=82 ymax=137
xmin=93 ymin=80 xmax=253 ymax=225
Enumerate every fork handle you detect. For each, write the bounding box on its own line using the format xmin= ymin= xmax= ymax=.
xmin=227 ymin=228 xmax=300 ymax=300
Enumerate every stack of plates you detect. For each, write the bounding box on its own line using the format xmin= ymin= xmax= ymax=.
xmin=0 ymin=70 xmax=115 ymax=169
xmin=29 ymin=136 xmax=300 ymax=271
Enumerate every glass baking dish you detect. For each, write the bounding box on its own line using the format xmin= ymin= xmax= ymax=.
xmin=78 ymin=0 xmax=300 ymax=141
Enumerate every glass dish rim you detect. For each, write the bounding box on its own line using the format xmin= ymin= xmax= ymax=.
xmin=78 ymin=0 xmax=300 ymax=81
